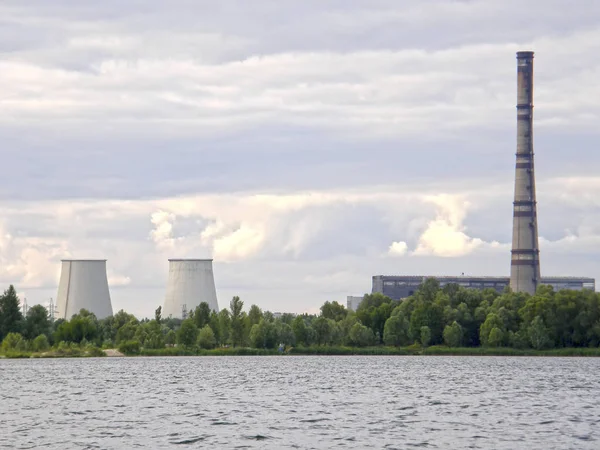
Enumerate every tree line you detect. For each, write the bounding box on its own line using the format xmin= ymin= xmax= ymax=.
xmin=1 ymin=279 xmax=600 ymax=355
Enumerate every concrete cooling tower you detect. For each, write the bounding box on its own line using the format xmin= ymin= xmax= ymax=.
xmin=163 ymin=259 xmax=219 ymax=319
xmin=56 ymin=259 xmax=114 ymax=320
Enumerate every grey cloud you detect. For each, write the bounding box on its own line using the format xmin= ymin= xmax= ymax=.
xmin=1 ymin=0 xmax=600 ymax=315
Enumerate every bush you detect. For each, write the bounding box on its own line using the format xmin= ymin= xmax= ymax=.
xmin=2 ymin=332 xmax=24 ymax=352
xmin=32 ymin=335 xmax=50 ymax=352
xmin=197 ymin=325 xmax=216 ymax=349
xmin=118 ymin=340 xmax=141 ymax=355
xmin=85 ymin=346 xmax=105 ymax=357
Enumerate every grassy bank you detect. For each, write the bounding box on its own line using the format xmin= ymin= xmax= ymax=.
xmin=138 ymin=347 xmax=280 ymax=357
xmin=0 ymin=346 xmax=105 ymax=359
xmin=3 ymin=346 xmax=600 ymax=359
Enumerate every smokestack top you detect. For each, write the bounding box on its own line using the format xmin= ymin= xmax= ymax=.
xmin=61 ymin=259 xmax=107 ymax=262
xmin=168 ymin=258 xmax=213 ymax=262
xmin=517 ymin=51 xmax=534 ymax=58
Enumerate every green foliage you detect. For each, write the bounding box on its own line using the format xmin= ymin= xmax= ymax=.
xmin=197 ymin=325 xmax=216 ymax=349
xmin=118 ymin=340 xmax=141 ymax=355
xmin=320 ymin=301 xmax=348 ymax=322
xmin=347 ymin=323 xmax=375 ymax=347
xmin=229 ymin=296 xmax=245 ymax=347
xmin=420 ymin=326 xmax=432 ymax=347
xmin=487 ymin=327 xmax=504 ymax=347
xmin=2 ymin=280 xmax=600 ymax=356
xmin=0 ymin=285 xmax=23 ymax=341
xmin=480 ymin=313 xmax=504 ymax=347
xmin=32 ymin=334 xmax=50 ymax=352
xmin=278 ymin=323 xmax=296 ymax=346
xmin=312 ymin=316 xmax=332 ymax=346
xmin=291 ymin=316 xmax=308 ymax=345
xmin=528 ymin=316 xmax=551 ymax=350
xmin=177 ymin=319 xmax=199 ymax=348
xmin=249 ymin=319 xmax=279 ymax=349
xmin=248 ymin=305 xmax=263 ymax=326
xmin=165 ymin=329 xmax=176 ymax=346
xmin=443 ymin=321 xmax=463 ymax=347
xmin=24 ymin=305 xmax=51 ymax=340
xmin=115 ymin=319 xmax=139 ymax=344
xmin=2 ymin=332 xmax=24 ymax=351
xmin=383 ymin=314 xmax=411 ymax=346
xmin=144 ymin=321 xmax=165 ymax=349
xmin=194 ymin=302 xmax=212 ymax=329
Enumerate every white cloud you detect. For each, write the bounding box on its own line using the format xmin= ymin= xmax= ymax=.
xmin=2 ymin=0 xmax=600 ymax=315
xmin=410 ymin=195 xmax=500 ymax=257
xmin=388 ymin=241 xmax=409 ymax=256
xmin=149 ymin=210 xmax=177 ymax=249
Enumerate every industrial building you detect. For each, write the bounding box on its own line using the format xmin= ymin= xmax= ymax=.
xmin=346 ymin=51 xmax=595 ymax=310
xmin=370 ymin=275 xmax=596 ymax=302
xmin=163 ymin=259 xmax=219 ymax=319
xmin=55 ymin=259 xmax=114 ymax=319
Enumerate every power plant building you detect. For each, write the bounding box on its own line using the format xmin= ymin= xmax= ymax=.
xmin=363 ymin=51 xmax=595 ymax=304
xmin=55 ymin=259 xmax=114 ymax=319
xmin=163 ymin=259 xmax=219 ymax=319
xmin=372 ymin=275 xmax=595 ymax=301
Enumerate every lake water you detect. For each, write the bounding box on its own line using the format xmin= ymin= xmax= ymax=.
xmin=1 ymin=356 xmax=599 ymax=449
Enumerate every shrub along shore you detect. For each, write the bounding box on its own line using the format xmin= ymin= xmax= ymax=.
xmin=2 ymin=345 xmax=600 ymax=359
xmin=1 ymin=278 xmax=600 ymax=359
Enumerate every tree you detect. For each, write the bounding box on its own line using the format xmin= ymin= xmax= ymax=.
xmin=277 ymin=323 xmax=296 ymax=347
xmin=420 ymin=326 xmax=431 ymax=347
xmin=32 ymin=334 xmax=50 ymax=352
xmin=480 ymin=313 xmax=504 ymax=347
xmin=320 ymin=301 xmax=347 ymax=322
xmin=248 ymin=305 xmax=263 ymax=326
xmin=313 ymin=316 xmax=332 ymax=346
xmin=154 ymin=306 xmax=162 ymax=324
xmin=229 ymin=296 xmax=244 ymax=347
xmin=197 ymin=325 xmax=216 ymax=349
xmin=24 ymin=305 xmax=51 ymax=340
xmin=348 ymin=323 xmax=375 ymax=347
xmin=144 ymin=321 xmax=165 ymax=349
xmin=116 ymin=320 xmax=138 ymax=344
xmin=357 ymin=293 xmax=394 ymax=311
xmin=194 ymin=302 xmax=211 ymax=330
xmin=0 ymin=285 xmax=23 ymax=340
xmin=165 ymin=329 xmax=176 ymax=346
xmin=383 ymin=315 xmax=410 ymax=346
xmin=249 ymin=319 xmax=278 ymax=349
xmin=528 ymin=316 xmax=550 ymax=350
xmin=487 ymin=327 xmax=504 ymax=347
xmin=177 ymin=319 xmax=199 ymax=348
xmin=443 ymin=321 xmax=463 ymax=348
xmin=1 ymin=332 xmax=23 ymax=352
xmin=292 ymin=316 xmax=308 ymax=346
xmin=218 ymin=309 xmax=231 ymax=345
xmin=409 ymin=303 xmax=444 ymax=345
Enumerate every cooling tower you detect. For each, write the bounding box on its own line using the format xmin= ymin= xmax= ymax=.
xmin=56 ymin=259 xmax=114 ymax=320
xmin=510 ymin=51 xmax=541 ymax=294
xmin=163 ymin=259 xmax=219 ymax=319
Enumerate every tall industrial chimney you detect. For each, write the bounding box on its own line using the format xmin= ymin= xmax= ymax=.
xmin=163 ymin=259 xmax=219 ymax=319
xmin=56 ymin=259 xmax=114 ymax=319
xmin=510 ymin=51 xmax=541 ymax=294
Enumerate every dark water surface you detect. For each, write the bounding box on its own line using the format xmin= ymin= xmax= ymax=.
xmin=1 ymin=356 xmax=599 ymax=449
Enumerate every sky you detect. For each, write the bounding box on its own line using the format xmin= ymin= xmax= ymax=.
xmin=1 ymin=0 xmax=600 ymax=317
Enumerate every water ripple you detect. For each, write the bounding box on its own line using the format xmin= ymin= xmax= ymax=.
xmin=1 ymin=356 xmax=600 ymax=449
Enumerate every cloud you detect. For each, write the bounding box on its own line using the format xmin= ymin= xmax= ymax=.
xmin=2 ymin=0 xmax=600 ymax=315
xmin=412 ymin=195 xmax=486 ymax=257
xmin=149 ymin=210 xmax=177 ymax=249
xmin=388 ymin=241 xmax=409 ymax=256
